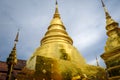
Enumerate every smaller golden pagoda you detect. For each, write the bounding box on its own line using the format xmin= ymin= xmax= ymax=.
xmin=100 ymin=0 xmax=120 ymax=80
xmin=6 ymin=30 xmax=19 ymax=80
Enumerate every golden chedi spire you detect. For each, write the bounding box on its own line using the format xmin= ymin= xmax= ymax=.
xmin=6 ymin=30 xmax=19 ymax=80
xmin=7 ymin=29 xmax=19 ymax=65
xmin=101 ymin=1 xmax=120 ymax=79
xmin=101 ymin=0 xmax=119 ymax=36
xmin=41 ymin=0 xmax=73 ymax=45
xmin=101 ymin=0 xmax=120 ymax=52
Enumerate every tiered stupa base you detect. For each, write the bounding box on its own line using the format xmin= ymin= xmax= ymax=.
xmin=16 ymin=56 xmax=107 ymax=80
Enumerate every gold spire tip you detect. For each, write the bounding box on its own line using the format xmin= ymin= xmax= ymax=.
xmin=55 ymin=0 xmax=58 ymax=8
xmin=56 ymin=0 xmax=58 ymax=5
xmin=101 ymin=0 xmax=105 ymax=7
xmin=53 ymin=0 xmax=60 ymax=18
xmin=14 ymin=29 xmax=19 ymax=42
xmin=100 ymin=0 xmax=111 ymax=18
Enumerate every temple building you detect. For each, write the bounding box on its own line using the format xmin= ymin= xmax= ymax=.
xmin=100 ymin=0 xmax=120 ymax=80
xmin=0 ymin=60 xmax=26 ymax=80
xmin=0 ymin=0 xmax=120 ymax=80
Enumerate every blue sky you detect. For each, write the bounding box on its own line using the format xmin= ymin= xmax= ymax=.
xmin=0 ymin=0 xmax=120 ymax=67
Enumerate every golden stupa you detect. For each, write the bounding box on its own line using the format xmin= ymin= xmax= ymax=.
xmin=17 ymin=1 xmax=107 ymax=80
xmin=100 ymin=0 xmax=120 ymax=80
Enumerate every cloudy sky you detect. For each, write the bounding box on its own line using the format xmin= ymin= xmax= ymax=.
xmin=0 ymin=0 xmax=120 ymax=67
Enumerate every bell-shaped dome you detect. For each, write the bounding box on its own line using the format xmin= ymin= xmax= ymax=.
xmin=41 ymin=2 xmax=73 ymax=45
